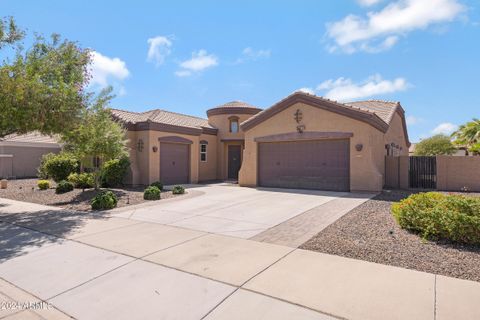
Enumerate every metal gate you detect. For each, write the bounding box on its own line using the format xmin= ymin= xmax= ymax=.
xmin=409 ymin=156 xmax=436 ymax=189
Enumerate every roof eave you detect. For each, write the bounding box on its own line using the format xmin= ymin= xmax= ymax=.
xmin=240 ymin=92 xmax=389 ymax=133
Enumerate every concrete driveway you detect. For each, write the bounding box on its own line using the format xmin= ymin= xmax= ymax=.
xmin=1 ymin=197 xmax=480 ymax=320
xmin=112 ymin=184 xmax=371 ymax=240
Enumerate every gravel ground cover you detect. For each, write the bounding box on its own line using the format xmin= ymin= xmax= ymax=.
xmin=0 ymin=179 xmax=182 ymax=212
xmin=301 ymin=190 xmax=480 ymax=282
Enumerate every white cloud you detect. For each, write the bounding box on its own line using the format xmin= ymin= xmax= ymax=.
xmin=316 ymin=74 xmax=408 ymax=101
xmin=432 ymin=122 xmax=458 ymax=135
xmin=296 ymin=87 xmax=315 ymax=95
xmin=90 ymin=51 xmax=129 ymax=87
xmin=406 ymin=115 xmax=422 ymax=125
xmin=174 ymin=70 xmax=192 ymax=77
xmin=357 ymin=0 xmax=383 ymax=6
xmin=175 ymin=50 xmax=218 ymax=77
xmin=147 ymin=36 xmax=172 ymax=66
xmin=234 ymin=47 xmax=271 ymax=64
xmin=326 ymin=0 xmax=465 ymax=53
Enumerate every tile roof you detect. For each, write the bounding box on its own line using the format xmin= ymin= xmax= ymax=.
xmin=345 ymin=100 xmax=399 ymax=124
xmin=212 ymin=101 xmax=260 ymax=110
xmin=241 ymin=92 xmax=394 ymax=131
xmin=110 ymin=108 xmax=215 ymax=129
xmin=0 ymin=132 xmax=60 ymax=144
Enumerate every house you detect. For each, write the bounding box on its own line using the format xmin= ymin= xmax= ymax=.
xmin=0 ymin=132 xmax=61 ymax=178
xmin=112 ymin=91 xmax=410 ymax=192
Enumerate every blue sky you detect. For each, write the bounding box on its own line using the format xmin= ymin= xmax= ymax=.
xmin=2 ymin=0 xmax=479 ymax=142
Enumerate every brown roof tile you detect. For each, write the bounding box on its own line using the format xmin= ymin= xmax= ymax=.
xmin=212 ymin=101 xmax=259 ymax=109
xmin=1 ymin=132 xmax=60 ymax=144
xmin=110 ymin=108 xmax=214 ymax=130
xmin=345 ymin=100 xmax=399 ymax=124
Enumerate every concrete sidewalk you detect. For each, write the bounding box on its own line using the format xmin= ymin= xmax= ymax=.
xmin=1 ymin=198 xmax=480 ymax=320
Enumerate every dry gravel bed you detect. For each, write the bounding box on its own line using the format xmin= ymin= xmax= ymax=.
xmin=301 ymin=190 xmax=480 ymax=282
xmin=0 ymin=179 xmax=182 ymax=212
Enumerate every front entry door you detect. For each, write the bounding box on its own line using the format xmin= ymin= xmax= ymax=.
xmin=227 ymin=145 xmax=242 ymax=180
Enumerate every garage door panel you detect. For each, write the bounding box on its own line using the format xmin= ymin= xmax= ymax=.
xmin=160 ymin=143 xmax=189 ymax=185
xmin=258 ymin=139 xmax=350 ymax=191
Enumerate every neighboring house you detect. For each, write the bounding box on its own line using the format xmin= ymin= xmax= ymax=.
xmin=0 ymin=132 xmax=61 ymax=178
xmin=409 ymin=143 xmax=468 ymax=156
xmin=112 ymin=91 xmax=410 ymax=192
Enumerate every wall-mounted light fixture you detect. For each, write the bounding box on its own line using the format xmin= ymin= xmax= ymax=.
xmin=152 ymin=146 xmax=158 ymax=153
xmin=355 ymin=143 xmax=363 ymax=152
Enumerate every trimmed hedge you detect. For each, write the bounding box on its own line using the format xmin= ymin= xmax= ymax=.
xmin=37 ymin=180 xmax=50 ymax=190
xmin=91 ymin=190 xmax=118 ymax=210
xmin=172 ymin=185 xmax=185 ymax=195
xmin=68 ymin=173 xmax=95 ymax=189
xmin=150 ymin=181 xmax=163 ymax=191
xmin=55 ymin=180 xmax=74 ymax=194
xmin=40 ymin=153 xmax=78 ymax=182
xmin=392 ymin=192 xmax=480 ymax=245
xmin=144 ymin=186 xmax=161 ymax=200
xmin=101 ymin=157 xmax=130 ymax=187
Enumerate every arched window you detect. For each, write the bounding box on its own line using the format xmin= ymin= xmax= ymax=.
xmin=229 ymin=116 xmax=239 ymax=133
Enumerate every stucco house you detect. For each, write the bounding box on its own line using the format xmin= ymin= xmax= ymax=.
xmin=112 ymin=91 xmax=409 ymax=192
xmin=0 ymin=132 xmax=61 ymax=178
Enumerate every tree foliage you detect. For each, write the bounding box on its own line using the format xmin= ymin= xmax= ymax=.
xmin=0 ymin=17 xmax=24 ymax=48
xmin=62 ymin=88 xmax=128 ymax=188
xmin=414 ymin=134 xmax=456 ymax=156
xmin=0 ymin=17 xmax=91 ymax=138
xmin=452 ymin=118 xmax=480 ymax=155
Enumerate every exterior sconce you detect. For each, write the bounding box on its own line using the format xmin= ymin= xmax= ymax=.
xmin=152 ymin=146 xmax=158 ymax=153
xmin=137 ymin=139 xmax=144 ymax=152
xmin=355 ymin=144 xmax=363 ymax=152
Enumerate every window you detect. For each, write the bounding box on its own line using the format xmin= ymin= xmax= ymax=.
xmin=229 ymin=117 xmax=239 ymax=133
xmin=200 ymin=144 xmax=207 ymax=162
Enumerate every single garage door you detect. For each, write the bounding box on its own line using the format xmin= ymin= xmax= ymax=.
xmin=160 ymin=143 xmax=189 ymax=185
xmin=258 ymin=139 xmax=350 ymax=191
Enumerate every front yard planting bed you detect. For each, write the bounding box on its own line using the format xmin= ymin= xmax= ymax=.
xmin=0 ymin=179 xmax=183 ymax=211
xmin=301 ymin=190 xmax=480 ymax=282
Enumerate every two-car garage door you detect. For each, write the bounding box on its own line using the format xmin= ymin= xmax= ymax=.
xmin=258 ymin=139 xmax=350 ymax=191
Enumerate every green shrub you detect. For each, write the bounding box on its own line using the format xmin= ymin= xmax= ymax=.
xmin=172 ymin=185 xmax=185 ymax=195
xmin=68 ymin=173 xmax=95 ymax=189
xmin=143 ymin=186 xmax=161 ymax=200
xmin=37 ymin=153 xmax=55 ymax=179
xmin=41 ymin=153 xmax=78 ymax=182
xmin=91 ymin=190 xmax=118 ymax=210
xmin=55 ymin=180 xmax=74 ymax=194
xmin=150 ymin=181 xmax=163 ymax=191
xmin=37 ymin=180 xmax=50 ymax=190
xmin=392 ymin=192 xmax=480 ymax=245
xmin=101 ymin=157 xmax=130 ymax=187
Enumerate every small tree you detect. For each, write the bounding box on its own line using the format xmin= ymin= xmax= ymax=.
xmin=414 ymin=135 xmax=456 ymax=156
xmin=0 ymin=17 xmax=90 ymax=138
xmin=62 ymin=88 xmax=128 ymax=189
xmin=452 ymin=118 xmax=480 ymax=155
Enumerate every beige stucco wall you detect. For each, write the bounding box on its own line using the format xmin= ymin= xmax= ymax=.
xmin=208 ymin=113 xmax=252 ymax=180
xmin=0 ymin=144 xmax=61 ymax=178
xmin=126 ymin=130 xmax=202 ymax=185
xmin=437 ymin=156 xmax=480 ymax=192
xmin=384 ymin=112 xmax=409 ymax=156
xmin=198 ymin=133 xmax=218 ymax=182
xmin=238 ymin=102 xmax=387 ymax=192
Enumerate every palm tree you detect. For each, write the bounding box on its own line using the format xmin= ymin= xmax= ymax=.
xmin=452 ymin=118 xmax=480 ymax=155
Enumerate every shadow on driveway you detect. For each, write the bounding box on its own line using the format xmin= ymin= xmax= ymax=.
xmin=0 ymin=207 xmax=110 ymax=263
